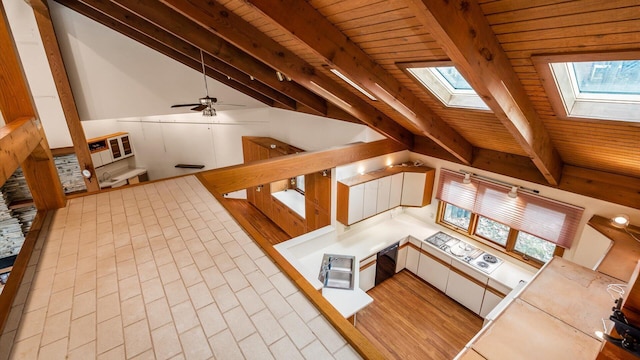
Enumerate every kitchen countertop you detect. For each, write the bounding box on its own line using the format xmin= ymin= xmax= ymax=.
xmin=271 ymin=190 xmax=306 ymax=218
xmin=275 ymin=213 xmax=537 ymax=318
xmin=99 ymin=167 xmax=147 ymax=188
xmin=458 ymin=257 xmax=614 ymax=359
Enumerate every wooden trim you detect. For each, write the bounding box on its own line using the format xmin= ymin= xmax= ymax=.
xmin=200 ymin=139 xmax=407 ymax=194
xmin=0 ymin=210 xmax=47 ymax=334
xmin=360 ymin=260 xmax=376 ymax=271
xmin=485 ymin=285 xmax=507 ymax=298
xmin=419 ymin=246 xmax=451 ymax=269
xmin=86 ymin=132 xmax=128 ymax=143
xmin=407 ymin=242 xmax=421 ymax=252
xmin=196 ymin=174 xmax=385 ymax=360
xmin=449 ymin=264 xmax=486 ymax=288
xmin=50 ymin=147 xmax=75 ymax=156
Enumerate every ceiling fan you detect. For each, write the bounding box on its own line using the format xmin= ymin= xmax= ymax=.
xmin=171 ymin=50 xmax=242 ymax=116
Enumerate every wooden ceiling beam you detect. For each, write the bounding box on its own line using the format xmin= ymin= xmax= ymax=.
xmin=0 ymin=117 xmax=43 ymax=187
xmin=102 ymin=0 xmax=330 ymax=118
xmin=245 ymin=0 xmax=473 ymax=165
xmin=159 ymin=0 xmax=414 ymax=149
xmin=407 ymin=0 xmax=563 ymax=185
xmin=59 ymin=0 xmax=281 ymax=108
xmin=200 ymin=139 xmax=406 ymax=194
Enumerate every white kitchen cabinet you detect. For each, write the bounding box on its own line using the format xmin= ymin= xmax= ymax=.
xmin=480 ymin=288 xmax=505 ymax=318
xmin=396 ymin=242 xmax=408 ymax=273
xmin=417 ymin=251 xmax=450 ymax=293
xmin=347 ymin=183 xmax=365 ymax=224
xmin=446 ymin=268 xmax=486 ymax=314
xmin=363 ymin=180 xmax=379 ymax=219
xmin=401 ymin=172 xmax=427 ymax=206
xmin=389 ymin=173 xmax=403 ymax=208
xmin=376 ymin=176 xmax=392 ymax=213
xmin=359 ymin=256 xmax=377 ymax=292
xmin=405 ymin=240 xmax=420 ymax=274
xmin=90 ymin=150 xmax=112 ymax=168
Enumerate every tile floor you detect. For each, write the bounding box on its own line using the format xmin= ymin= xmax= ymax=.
xmin=0 ymin=176 xmax=360 ymax=359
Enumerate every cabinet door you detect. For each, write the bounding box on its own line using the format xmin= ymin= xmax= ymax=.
xmin=363 ymin=180 xmax=378 ymax=219
xmin=480 ymin=288 xmax=505 ymax=318
xmin=99 ymin=149 xmax=113 ymax=166
xmin=389 ymin=173 xmax=403 ymax=208
xmin=445 ymin=269 xmax=485 ymax=314
xmin=405 ymin=244 xmax=420 ymax=274
xmin=401 ymin=172 xmax=426 ymax=206
xmin=417 ymin=252 xmax=450 ymax=293
xmin=376 ymin=176 xmax=392 ymax=213
xmin=347 ymin=183 xmax=365 ymax=224
xmin=91 ymin=152 xmax=104 ymax=168
xmin=396 ymin=244 xmax=407 ymax=273
xmin=288 ymin=211 xmax=306 ymax=237
xmin=108 ymin=138 xmax=122 ymax=160
xmin=120 ymin=135 xmax=133 ymax=157
xmin=359 ymin=260 xmax=376 ymax=292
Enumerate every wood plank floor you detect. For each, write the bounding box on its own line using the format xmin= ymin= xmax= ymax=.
xmin=222 ymin=198 xmax=483 ymax=359
xmin=356 ymin=270 xmax=483 ymax=359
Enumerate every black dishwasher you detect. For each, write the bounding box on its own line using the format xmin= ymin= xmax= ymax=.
xmin=375 ymin=242 xmax=399 ymax=285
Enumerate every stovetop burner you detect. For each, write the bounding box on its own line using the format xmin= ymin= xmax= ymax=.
xmin=475 ymin=261 xmax=489 ymax=268
xmin=483 ymin=254 xmax=498 ymax=263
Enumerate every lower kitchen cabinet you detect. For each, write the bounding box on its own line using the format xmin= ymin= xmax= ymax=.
xmin=445 ymin=268 xmax=486 ymax=314
xmin=405 ymin=239 xmax=421 ymax=274
xmin=480 ymin=287 xmax=505 ymax=318
xmin=396 ymin=242 xmax=408 ymax=273
xmin=417 ymin=251 xmax=450 ymax=293
xmin=359 ymin=256 xmax=377 ymax=292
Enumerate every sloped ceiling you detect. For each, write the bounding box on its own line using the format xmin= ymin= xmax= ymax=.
xmin=46 ymin=0 xmax=640 ymax=207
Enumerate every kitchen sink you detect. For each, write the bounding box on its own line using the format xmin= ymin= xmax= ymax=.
xmin=324 ymin=270 xmax=354 ymax=290
xmin=318 ymin=254 xmax=355 ymax=290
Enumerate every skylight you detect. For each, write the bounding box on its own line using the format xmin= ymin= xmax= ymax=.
xmin=402 ymin=63 xmax=489 ymax=110
xmin=543 ymin=58 xmax=640 ymax=122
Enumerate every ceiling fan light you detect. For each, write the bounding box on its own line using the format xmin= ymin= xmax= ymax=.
xmin=202 ymin=107 xmax=216 ymax=117
xmin=612 ymin=214 xmax=630 ymax=228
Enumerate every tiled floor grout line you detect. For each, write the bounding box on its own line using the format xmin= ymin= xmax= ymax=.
xmin=0 ymin=176 xmax=360 ymax=360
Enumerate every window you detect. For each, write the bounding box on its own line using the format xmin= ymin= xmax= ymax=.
xmin=475 ymin=216 xmax=509 ymax=246
xmin=442 ymin=203 xmax=471 ymax=231
xmin=435 ymin=169 xmax=584 ymax=266
xmin=514 ymin=232 xmax=555 ymax=263
xmin=532 ymin=53 xmax=640 ymax=122
xmin=399 ymin=61 xmax=490 ymax=110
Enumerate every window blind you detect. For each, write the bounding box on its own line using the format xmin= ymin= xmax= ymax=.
xmin=437 ymin=169 xmax=584 ymax=248
xmin=435 ymin=169 xmax=478 ymax=211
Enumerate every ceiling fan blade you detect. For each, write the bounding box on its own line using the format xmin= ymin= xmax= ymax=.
xmin=171 ymin=103 xmax=200 ymax=108
xmin=214 ymin=103 xmax=245 ymax=107
xmin=191 ymin=105 xmax=207 ymax=111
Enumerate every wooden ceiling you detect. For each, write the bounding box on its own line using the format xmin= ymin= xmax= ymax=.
xmin=47 ymin=0 xmax=640 ymax=204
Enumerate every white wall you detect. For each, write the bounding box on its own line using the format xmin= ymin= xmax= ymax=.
xmin=47 ymin=1 xmax=266 ymax=122
xmin=82 ymin=107 xmax=380 ymax=181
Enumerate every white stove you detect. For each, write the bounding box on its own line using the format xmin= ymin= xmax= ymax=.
xmin=469 ymin=252 xmax=503 ymax=274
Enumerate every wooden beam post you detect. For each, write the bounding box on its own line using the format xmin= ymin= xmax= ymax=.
xmin=0 ymin=2 xmax=65 ymax=209
xmin=200 ymin=139 xmax=406 ymax=194
xmin=31 ymin=2 xmax=101 ymax=192
xmin=407 ymin=0 xmax=563 ymax=185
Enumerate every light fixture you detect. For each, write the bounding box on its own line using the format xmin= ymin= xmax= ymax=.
xmin=309 ymin=81 xmax=352 ymax=109
xmin=612 ymin=214 xmax=630 ymax=228
xmin=321 ymin=170 xmax=328 ymax=177
xmin=202 ymin=107 xmax=216 ymax=117
xmin=329 ymin=69 xmax=377 ymax=101
xmin=276 ymin=71 xmax=284 ymax=82
xmin=462 ymin=173 xmax=471 ymax=184
xmin=508 ymin=186 xmax=518 ymax=198
xmin=256 ymin=185 xmax=263 ymax=192
xmin=290 ymin=178 xmax=296 ymax=186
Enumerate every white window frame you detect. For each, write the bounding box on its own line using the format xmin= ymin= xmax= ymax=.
xmin=400 ymin=61 xmax=490 ymax=111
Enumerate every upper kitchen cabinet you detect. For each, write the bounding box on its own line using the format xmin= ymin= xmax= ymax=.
xmin=337 ymin=165 xmax=435 ymax=226
xmin=87 ymin=132 xmax=134 ymax=167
